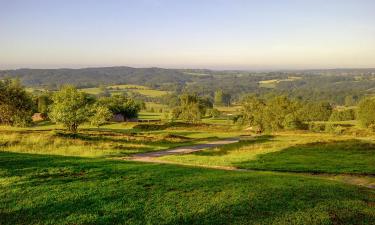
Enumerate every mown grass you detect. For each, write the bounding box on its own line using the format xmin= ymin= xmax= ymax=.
xmin=238 ymin=140 xmax=375 ymax=174
xmin=160 ymin=132 xmax=375 ymax=174
xmin=1 ymin=152 xmax=374 ymax=225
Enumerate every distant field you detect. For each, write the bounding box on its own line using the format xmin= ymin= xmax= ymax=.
xmin=80 ymin=84 xmax=169 ymax=98
xmin=259 ymin=76 xmax=302 ymax=88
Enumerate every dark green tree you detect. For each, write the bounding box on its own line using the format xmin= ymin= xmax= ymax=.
xmin=0 ymin=79 xmax=34 ymax=126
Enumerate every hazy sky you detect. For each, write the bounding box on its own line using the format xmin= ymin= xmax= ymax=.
xmin=1 ymin=0 xmax=374 ymax=70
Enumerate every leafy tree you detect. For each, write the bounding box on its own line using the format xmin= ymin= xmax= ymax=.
xmin=214 ymin=90 xmax=231 ymax=106
xmin=357 ymin=98 xmax=375 ymax=129
xmin=298 ymin=102 xmax=332 ymax=121
xmin=240 ymin=95 xmax=303 ymax=132
xmin=34 ymin=93 xmax=52 ymax=116
xmin=263 ymin=96 xmax=300 ymax=131
xmin=206 ymin=108 xmax=221 ymax=118
xmin=241 ymin=95 xmax=266 ymax=131
xmin=329 ymin=108 xmax=356 ymax=121
xmin=172 ymin=93 xmax=212 ymax=123
xmin=49 ymin=86 xmax=92 ymax=133
xmin=344 ymin=95 xmax=358 ymax=106
xmin=0 ymin=79 xmax=34 ymax=126
xmin=90 ymin=105 xmax=112 ymax=128
xmin=214 ymin=90 xmax=224 ymax=106
xmin=97 ymin=95 xmax=141 ymax=119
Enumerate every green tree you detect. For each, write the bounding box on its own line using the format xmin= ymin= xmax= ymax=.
xmin=298 ymin=102 xmax=332 ymax=121
xmin=241 ymin=95 xmax=266 ymax=131
xmin=90 ymin=105 xmax=112 ymax=128
xmin=97 ymin=95 xmax=141 ymax=119
xmin=0 ymin=79 xmax=34 ymax=126
xmin=35 ymin=93 xmax=52 ymax=115
xmin=49 ymin=86 xmax=91 ymax=133
xmin=329 ymin=109 xmax=356 ymax=121
xmin=214 ymin=90 xmax=224 ymax=106
xmin=214 ymin=90 xmax=231 ymax=106
xmin=357 ymin=98 xmax=375 ymax=129
xmin=241 ymin=95 xmax=303 ymax=132
xmin=172 ymin=93 xmax=212 ymax=123
xmin=344 ymin=95 xmax=357 ymax=106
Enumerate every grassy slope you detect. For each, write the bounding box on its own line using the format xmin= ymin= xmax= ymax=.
xmin=0 ymin=123 xmax=243 ymax=157
xmin=1 ymin=152 xmax=374 ymax=225
xmin=161 ymin=133 xmax=375 ymax=174
xmin=238 ymin=140 xmax=375 ymax=174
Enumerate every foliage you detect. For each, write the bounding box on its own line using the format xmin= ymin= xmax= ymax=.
xmin=97 ymin=95 xmax=141 ymax=119
xmin=206 ymin=108 xmax=221 ymax=118
xmin=298 ymin=101 xmax=333 ymax=121
xmin=214 ymin=89 xmax=231 ymax=106
xmin=357 ymin=98 xmax=375 ymax=129
xmin=172 ymin=93 xmax=213 ymax=123
xmin=90 ymin=105 xmax=113 ymax=128
xmin=329 ymin=108 xmax=356 ymax=121
xmin=240 ymin=95 xmax=303 ymax=132
xmin=0 ymin=79 xmax=34 ymax=126
xmin=49 ymin=86 xmax=92 ymax=132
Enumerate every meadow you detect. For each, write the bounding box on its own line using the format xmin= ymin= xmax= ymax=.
xmin=1 ymin=103 xmax=375 ymax=224
xmin=1 ymin=152 xmax=374 ymax=225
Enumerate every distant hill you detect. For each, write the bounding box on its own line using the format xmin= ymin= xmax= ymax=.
xmin=0 ymin=66 xmax=193 ymax=88
xmin=2 ymin=66 xmax=375 ymax=105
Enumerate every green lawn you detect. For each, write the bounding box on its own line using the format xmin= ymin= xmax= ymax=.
xmin=1 ymin=152 xmax=374 ymax=225
xmin=160 ymin=133 xmax=375 ymax=174
xmin=237 ymin=139 xmax=375 ymax=174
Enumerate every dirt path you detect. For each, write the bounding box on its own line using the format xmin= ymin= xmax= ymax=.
xmin=122 ymin=138 xmax=375 ymax=189
xmin=129 ymin=138 xmax=239 ymax=161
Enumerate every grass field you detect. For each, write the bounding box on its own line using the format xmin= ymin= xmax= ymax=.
xmin=160 ymin=132 xmax=375 ymax=175
xmin=0 ymin=122 xmax=243 ymax=157
xmin=1 ymin=152 xmax=374 ymax=225
xmin=1 ymin=121 xmax=375 ymax=224
xmin=80 ymin=84 xmax=169 ymax=98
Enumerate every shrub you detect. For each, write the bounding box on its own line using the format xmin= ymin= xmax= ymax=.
xmin=329 ymin=109 xmax=356 ymax=121
xmin=357 ymin=98 xmax=375 ymax=129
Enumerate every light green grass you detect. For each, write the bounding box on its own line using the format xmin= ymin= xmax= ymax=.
xmin=139 ymin=112 xmax=163 ymax=120
xmin=1 ymin=152 xmax=374 ymax=224
xmin=80 ymin=84 xmax=169 ymax=97
xmin=160 ymin=132 xmax=375 ymax=174
xmin=0 ymin=127 xmax=197 ymax=157
xmin=107 ymin=84 xmax=148 ymax=89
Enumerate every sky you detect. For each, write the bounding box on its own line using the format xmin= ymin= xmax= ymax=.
xmin=0 ymin=0 xmax=375 ymax=70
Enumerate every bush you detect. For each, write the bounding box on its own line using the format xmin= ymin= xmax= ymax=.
xmin=308 ymin=123 xmax=326 ymax=132
xmin=357 ymin=98 xmax=375 ymax=129
xmin=329 ymin=109 xmax=356 ymax=121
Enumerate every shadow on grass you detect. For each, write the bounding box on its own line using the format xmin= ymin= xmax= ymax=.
xmin=234 ymin=139 xmax=375 ymax=175
xmin=194 ymin=135 xmax=274 ymax=156
xmin=0 ymin=151 xmax=373 ymax=225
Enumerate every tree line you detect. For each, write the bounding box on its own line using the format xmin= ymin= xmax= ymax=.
xmin=2 ymin=78 xmax=375 ymax=133
xmin=0 ymin=79 xmax=141 ymax=132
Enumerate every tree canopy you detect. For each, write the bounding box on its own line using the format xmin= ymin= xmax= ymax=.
xmin=0 ymin=79 xmax=34 ymax=126
xmin=49 ymin=86 xmax=92 ymax=132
